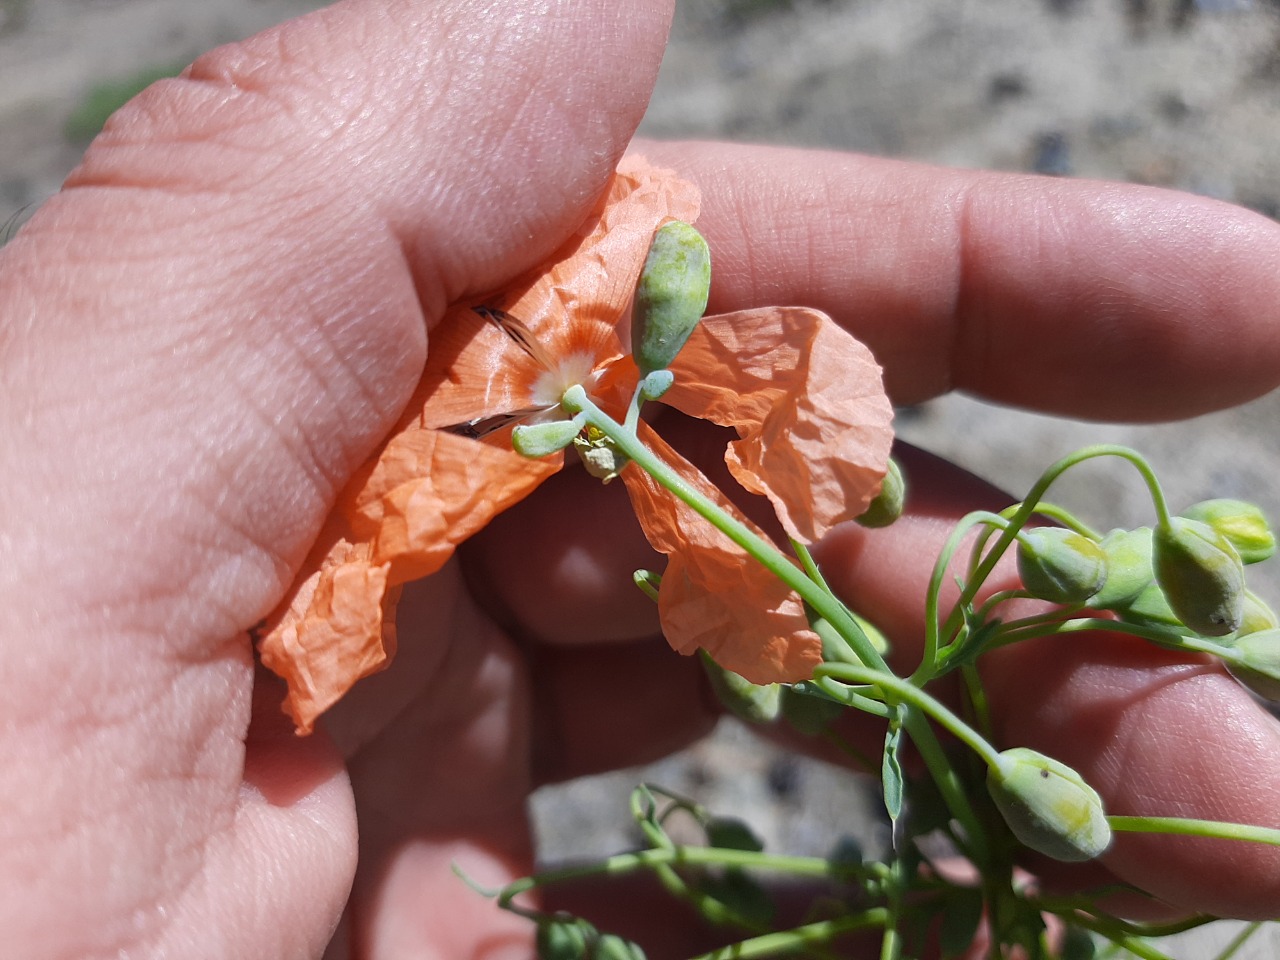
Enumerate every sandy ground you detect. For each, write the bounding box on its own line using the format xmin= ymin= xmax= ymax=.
xmin=4 ymin=2 xmax=1280 ymax=956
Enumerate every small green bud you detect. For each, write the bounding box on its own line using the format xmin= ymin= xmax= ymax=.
xmin=986 ymin=747 xmax=1111 ymax=862
xmin=1180 ymin=499 xmax=1276 ymax=565
xmin=705 ymin=816 xmax=765 ymax=852
xmin=1114 ymin=581 xmax=1182 ymax=631
xmin=537 ymin=918 xmax=595 ymax=960
xmin=638 ymin=369 xmax=674 ymax=401
xmin=1224 ymin=628 xmax=1280 ymax=701
xmin=1089 ymin=527 xmax=1155 ymax=610
xmin=592 ymin=933 xmax=646 ymax=960
xmin=1229 ymin=591 xmax=1280 ymax=639
xmin=1016 ymin=528 xmax=1108 ymax=605
xmin=698 ymin=651 xmax=781 ymax=724
xmin=512 ymin=418 xmax=582 ymax=458
xmin=631 ymin=220 xmax=711 ymax=375
xmin=1153 ymin=517 xmax=1246 ymax=636
xmin=855 ymin=457 xmax=905 ymax=528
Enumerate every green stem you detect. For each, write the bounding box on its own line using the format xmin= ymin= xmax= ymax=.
xmin=689 ymin=910 xmax=890 ymax=960
xmin=816 ymin=663 xmax=1002 ymax=770
xmin=496 ymin=845 xmax=856 ymax=909
xmin=1109 ymin=815 xmax=1280 ymax=848
xmin=816 ymin=663 xmax=995 ymax=864
xmin=923 ymin=446 xmax=1169 ymax=682
xmin=562 ymin=384 xmax=890 ymax=674
xmin=1216 ymin=921 xmax=1264 ymax=960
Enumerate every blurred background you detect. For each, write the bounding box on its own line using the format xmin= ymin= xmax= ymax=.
xmin=4 ymin=1 xmax=1280 ymax=954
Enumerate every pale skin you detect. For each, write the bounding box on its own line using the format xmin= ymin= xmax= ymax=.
xmin=2 ymin=1 xmax=1280 ymax=958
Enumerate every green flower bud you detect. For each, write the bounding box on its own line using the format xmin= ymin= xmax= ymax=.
xmin=1113 ymin=581 xmax=1182 ymax=631
xmin=631 ymin=220 xmax=711 ymax=375
xmin=698 ymin=651 xmax=781 ymax=724
xmin=986 ymin=747 xmax=1111 ymax=862
xmin=592 ymin=933 xmax=647 ymax=960
xmin=855 ymin=457 xmax=905 ymax=528
xmin=1224 ymin=628 xmax=1280 ymax=701
xmin=1180 ymin=499 xmax=1276 ymax=565
xmin=512 ymin=418 xmax=582 ymax=458
xmin=705 ymin=816 xmax=765 ymax=852
xmin=1089 ymin=527 xmax=1155 ymax=610
xmin=537 ymin=918 xmax=595 ymax=960
xmin=1153 ymin=517 xmax=1245 ymax=636
xmin=1228 ymin=591 xmax=1280 ymax=640
xmin=1016 ymin=528 xmax=1108 ymax=605
xmin=637 ymin=369 xmax=674 ymax=401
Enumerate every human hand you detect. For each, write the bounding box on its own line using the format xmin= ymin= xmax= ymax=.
xmin=3 ymin=2 xmax=1280 ymax=959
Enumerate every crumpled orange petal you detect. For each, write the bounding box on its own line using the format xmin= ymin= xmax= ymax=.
xmin=664 ymin=306 xmax=895 ymax=544
xmin=258 ymin=156 xmax=701 ymax=733
xmin=620 ymin=421 xmax=824 ymax=684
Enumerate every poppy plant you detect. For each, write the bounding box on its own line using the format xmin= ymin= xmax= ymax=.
xmin=259 ymin=156 xmax=894 ymax=733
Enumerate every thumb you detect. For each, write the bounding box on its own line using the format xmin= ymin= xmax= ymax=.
xmin=0 ymin=1 xmax=672 ymax=957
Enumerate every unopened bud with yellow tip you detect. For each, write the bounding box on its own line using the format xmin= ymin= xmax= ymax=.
xmin=986 ymin=747 xmax=1111 ymax=862
xmin=1153 ymin=517 xmax=1245 ymax=637
xmin=1180 ymin=499 xmax=1276 ymax=566
xmin=1017 ymin=528 xmax=1108 ymax=605
xmin=1089 ymin=527 xmax=1155 ymax=610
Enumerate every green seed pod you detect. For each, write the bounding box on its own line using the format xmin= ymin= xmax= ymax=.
xmin=855 ymin=457 xmax=905 ymax=528
xmin=1016 ymin=528 xmax=1108 ymax=605
xmin=512 ymin=419 xmax=582 ymax=458
xmin=591 ymin=933 xmax=647 ymax=960
xmin=1180 ymin=499 xmax=1276 ymax=565
xmin=1224 ymin=628 xmax=1280 ymax=701
xmin=537 ymin=918 xmax=595 ymax=960
xmin=1153 ymin=517 xmax=1245 ymax=636
xmin=698 ymin=651 xmax=781 ymax=725
xmin=1089 ymin=527 xmax=1155 ymax=610
xmin=630 ymin=220 xmax=711 ymax=375
xmin=986 ymin=747 xmax=1111 ymax=862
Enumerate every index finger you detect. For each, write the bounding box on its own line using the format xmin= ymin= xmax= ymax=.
xmin=638 ymin=140 xmax=1280 ymax=420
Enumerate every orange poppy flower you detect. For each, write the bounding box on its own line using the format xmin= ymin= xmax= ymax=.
xmin=258 ymin=156 xmax=894 ymax=733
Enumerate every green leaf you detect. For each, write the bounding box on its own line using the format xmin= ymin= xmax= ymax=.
xmin=882 ymin=707 xmax=905 ymax=824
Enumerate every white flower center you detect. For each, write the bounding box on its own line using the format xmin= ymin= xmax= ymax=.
xmin=531 ymin=351 xmax=600 ymax=409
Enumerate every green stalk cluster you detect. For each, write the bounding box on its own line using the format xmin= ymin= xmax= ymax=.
xmin=482 ymin=225 xmax=1280 ymax=960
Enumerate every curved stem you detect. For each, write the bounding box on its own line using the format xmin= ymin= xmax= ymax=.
xmin=689 ymin=910 xmax=891 ymax=960
xmin=817 ymin=663 xmax=1002 ymax=770
xmin=562 ymin=385 xmax=890 ymax=673
xmin=925 ymin=446 xmax=1169 ymax=681
xmin=1109 ymin=815 xmax=1280 ymax=848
